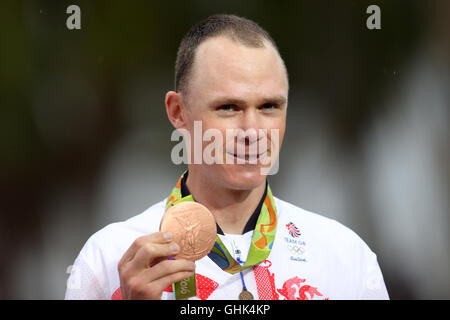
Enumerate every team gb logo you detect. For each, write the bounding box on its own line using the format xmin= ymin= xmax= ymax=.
xmin=286 ymin=222 xmax=301 ymax=238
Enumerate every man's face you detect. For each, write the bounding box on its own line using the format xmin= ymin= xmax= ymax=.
xmin=182 ymin=36 xmax=288 ymax=190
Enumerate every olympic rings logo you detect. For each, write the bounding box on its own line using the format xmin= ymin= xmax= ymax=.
xmin=287 ymin=245 xmax=305 ymax=255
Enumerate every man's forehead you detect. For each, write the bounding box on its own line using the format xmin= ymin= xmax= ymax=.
xmin=189 ymin=36 xmax=288 ymax=96
xmin=194 ymin=35 xmax=279 ymax=68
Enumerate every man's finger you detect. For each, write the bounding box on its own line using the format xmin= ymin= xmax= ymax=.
xmin=132 ymin=241 xmax=180 ymax=270
xmin=120 ymin=232 xmax=173 ymax=266
xmin=140 ymin=259 xmax=196 ymax=283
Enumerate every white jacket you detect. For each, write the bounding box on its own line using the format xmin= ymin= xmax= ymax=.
xmin=65 ymin=197 xmax=389 ymax=300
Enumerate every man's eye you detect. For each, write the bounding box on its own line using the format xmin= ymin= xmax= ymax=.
xmin=260 ymin=103 xmax=277 ymax=110
xmin=217 ymin=105 xmax=235 ymax=112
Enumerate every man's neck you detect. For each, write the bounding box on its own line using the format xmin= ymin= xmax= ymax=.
xmin=185 ymin=169 xmax=266 ymax=235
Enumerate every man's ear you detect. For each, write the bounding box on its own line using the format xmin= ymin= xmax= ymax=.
xmin=165 ymin=91 xmax=186 ymax=129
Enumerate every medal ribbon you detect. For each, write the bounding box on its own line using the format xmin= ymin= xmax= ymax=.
xmin=165 ymin=172 xmax=278 ymax=275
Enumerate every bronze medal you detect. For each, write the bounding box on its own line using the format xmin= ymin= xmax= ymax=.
xmin=239 ymin=289 xmax=254 ymax=300
xmin=160 ymin=201 xmax=217 ymax=261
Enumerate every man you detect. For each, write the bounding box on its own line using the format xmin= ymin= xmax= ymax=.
xmin=65 ymin=14 xmax=389 ymax=300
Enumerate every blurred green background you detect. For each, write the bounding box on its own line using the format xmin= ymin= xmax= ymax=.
xmin=0 ymin=0 xmax=449 ymax=299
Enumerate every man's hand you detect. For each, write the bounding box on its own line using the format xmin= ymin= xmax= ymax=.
xmin=118 ymin=232 xmax=196 ymax=300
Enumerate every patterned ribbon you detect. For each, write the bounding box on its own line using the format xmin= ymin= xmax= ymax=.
xmin=165 ymin=172 xmax=278 ymax=275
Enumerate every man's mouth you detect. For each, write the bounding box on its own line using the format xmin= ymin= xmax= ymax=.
xmin=226 ymin=151 xmax=268 ymax=162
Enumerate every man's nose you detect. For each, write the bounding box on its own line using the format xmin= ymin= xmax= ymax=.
xmin=237 ymin=109 xmax=260 ymax=144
